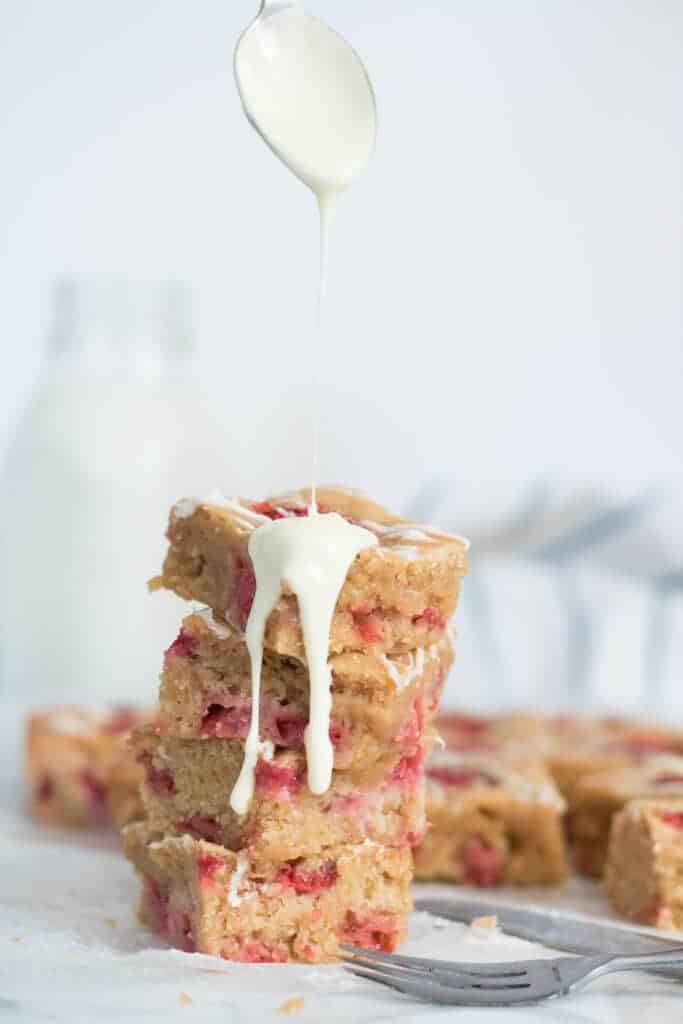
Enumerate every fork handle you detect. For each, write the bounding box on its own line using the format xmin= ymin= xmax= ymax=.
xmin=605 ymin=947 xmax=683 ymax=974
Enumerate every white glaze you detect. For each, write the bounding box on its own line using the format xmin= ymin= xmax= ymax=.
xmin=194 ymin=606 xmax=234 ymax=640
xmin=230 ymin=513 xmax=377 ymax=814
xmin=227 ymin=852 xmax=251 ymax=907
xmin=380 ymin=645 xmax=437 ymax=691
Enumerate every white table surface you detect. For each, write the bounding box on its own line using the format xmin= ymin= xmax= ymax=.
xmin=2 ymin=699 xmax=682 ymax=1024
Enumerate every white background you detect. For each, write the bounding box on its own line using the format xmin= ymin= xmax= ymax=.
xmin=1 ymin=0 xmax=681 ymax=514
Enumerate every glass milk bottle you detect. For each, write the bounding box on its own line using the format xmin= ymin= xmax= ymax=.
xmin=0 ymin=278 xmax=223 ymax=705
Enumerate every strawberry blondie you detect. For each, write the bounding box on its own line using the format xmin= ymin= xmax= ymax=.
xmin=159 ymin=608 xmax=450 ymax=779
xmin=150 ymin=487 xmax=468 ymax=658
xmin=131 ymin=726 xmax=427 ymax=869
xmin=122 ymin=819 xmax=411 ymax=962
xmin=123 ymin=821 xmax=412 ymax=963
xmin=605 ymin=798 xmax=683 ymax=930
xmin=570 ymin=755 xmax=683 ymax=878
xmin=414 ymin=750 xmax=568 ymax=886
xmin=26 ymin=706 xmax=151 ymax=828
xmin=542 ymin=714 xmax=683 ymax=809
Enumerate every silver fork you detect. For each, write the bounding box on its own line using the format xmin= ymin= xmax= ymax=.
xmin=341 ymin=944 xmax=683 ymax=1006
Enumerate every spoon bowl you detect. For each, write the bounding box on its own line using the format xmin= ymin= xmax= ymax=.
xmin=234 ymin=0 xmax=377 ymax=197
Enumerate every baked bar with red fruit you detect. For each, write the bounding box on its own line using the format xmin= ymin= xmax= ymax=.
xmin=131 ymin=726 xmax=428 ymax=869
xmin=570 ymin=755 xmax=683 ymax=878
xmin=542 ymin=714 xmax=683 ymax=809
xmin=605 ymin=798 xmax=683 ymax=930
xmin=414 ymin=750 xmax=568 ymax=885
xmin=26 ymin=706 xmax=151 ymax=829
xmin=150 ymin=487 xmax=468 ymax=658
xmin=122 ymin=820 xmax=412 ymax=963
xmin=159 ymin=608 xmax=451 ymax=778
xmin=437 ymin=710 xmax=547 ymax=757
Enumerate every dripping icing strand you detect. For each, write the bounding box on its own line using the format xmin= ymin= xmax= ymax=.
xmin=229 ymin=512 xmax=377 ymax=814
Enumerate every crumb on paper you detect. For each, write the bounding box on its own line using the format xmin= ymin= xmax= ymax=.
xmin=470 ymin=915 xmax=498 ymax=931
xmin=278 ymin=996 xmax=305 ymax=1014
xmin=104 ymin=917 xmax=117 ymax=929
xmin=179 ymin=992 xmax=192 ymax=1005
xmin=11 ymin=937 xmax=23 ymax=943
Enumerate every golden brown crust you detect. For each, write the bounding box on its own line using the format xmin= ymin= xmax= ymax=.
xmin=151 ymin=487 xmax=468 ymax=657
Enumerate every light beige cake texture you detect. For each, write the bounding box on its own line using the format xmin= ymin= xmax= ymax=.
xmin=570 ymin=755 xmax=683 ymax=878
xmin=605 ymin=798 xmax=683 ymax=930
xmin=122 ymin=821 xmax=412 ymax=963
xmin=150 ymin=486 xmax=468 ymax=658
xmin=414 ymin=749 xmax=568 ymax=886
xmin=159 ymin=608 xmax=451 ymax=775
xmin=25 ymin=706 xmax=152 ymax=829
xmin=131 ymin=726 xmax=428 ymax=870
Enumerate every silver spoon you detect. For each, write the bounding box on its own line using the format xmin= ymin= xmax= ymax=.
xmin=233 ymin=0 xmax=377 ymax=197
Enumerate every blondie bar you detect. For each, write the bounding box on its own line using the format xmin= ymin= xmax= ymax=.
xmin=150 ymin=487 xmax=468 ymax=657
xmin=570 ymin=755 xmax=683 ymax=877
xmin=542 ymin=715 xmax=683 ymax=809
xmin=605 ymin=798 xmax=683 ymax=930
xmin=414 ymin=750 xmax=568 ymax=885
xmin=123 ymin=821 xmax=412 ymax=962
xmin=26 ymin=706 xmax=150 ymax=828
xmin=132 ymin=727 xmax=427 ymax=869
xmin=159 ymin=608 xmax=450 ymax=778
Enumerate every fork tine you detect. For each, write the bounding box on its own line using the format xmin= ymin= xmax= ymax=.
xmin=341 ymin=956 xmax=532 ymax=991
xmin=339 ymin=944 xmax=527 ymax=977
xmin=340 ymin=944 xmax=529 ymax=978
xmin=343 ymin=964 xmax=540 ymax=1007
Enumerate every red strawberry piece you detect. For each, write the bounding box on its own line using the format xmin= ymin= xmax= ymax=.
xmin=79 ymin=769 xmax=110 ymax=823
xmin=412 ymin=607 xmax=446 ymax=631
xmin=611 ymin=736 xmax=680 ymax=758
xmin=235 ymin=562 xmax=256 ymax=628
xmin=251 ymin=501 xmax=310 ymax=520
xmin=103 ymin=706 xmax=138 ymax=734
xmin=275 ymin=860 xmax=338 ymax=894
xmin=36 ymin=775 xmax=55 ymax=802
xmin=142 ymin=876 xmax=169 ymax=934
xmin=352 ymin=611 xmax=383 ymax=645
xmin=178 ymin=815 xmax=223 ymax=844
xmin=388 ymin=749 xmax=423 ymax=787
xmin=652 ymin=774 xmax=683 ymax=786
xmin=200 ymin=702 xmax=252 ymax=739
xmin=197 ymin=853 xmax=224 ymax=886
xmin=461 ymin=836 xmax=505 ymax=886
xmin=137 ymin=752 xmax=176 ymax=796
xmin=164 ymin=629 xmax=198 ymax=660
xmin=234 ymin=941 xmax=289 ymax=963
xmin=659 ymin=811 xmax=683 ymax=831
xmin=341 ymin=911 xmax=399 ymax=952
xmin=427 ymin=766 xmax=499 ymax=788
xmin=254 ymin=759 xmax=302 ymax=795
xmin=275 ymin=716 xmax=306 ymax=747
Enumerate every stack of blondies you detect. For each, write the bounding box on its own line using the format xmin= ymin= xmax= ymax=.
xmin=122 ymin=487 xmax=468 ymax=962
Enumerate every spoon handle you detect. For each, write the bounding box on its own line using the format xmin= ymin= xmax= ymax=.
xmin=259 ymin=0 xmax=300 ymax=13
